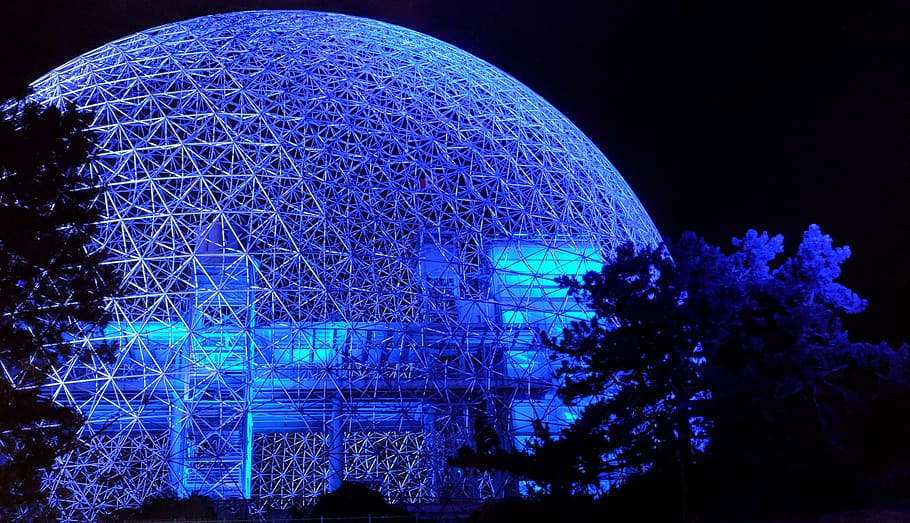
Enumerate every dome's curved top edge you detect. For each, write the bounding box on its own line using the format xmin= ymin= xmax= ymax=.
xmin=28 ymin=8 xmax=663 ymax=248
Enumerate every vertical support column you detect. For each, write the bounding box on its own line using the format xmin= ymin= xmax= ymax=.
xmin=241 ymin=406 xmax=253 ymax=498
xmin=239 ymin=331 xmax=253 ymax=499
xmin=420 ymin=404 xmax=438 ymax=497
xmin=183 ymin=218 xmax=257 ymax=499
xmin=328 ymin=394 xmax=345 ymax=491
xmin=168 ymin=408 xmax=188 ymax=497
xmin=167 ymin=331 xmax=193 ymax=498
xmin=240 ymin=286 xmax=256 ymax=499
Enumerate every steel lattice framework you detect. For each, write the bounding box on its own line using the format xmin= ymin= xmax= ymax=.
xmin=28 ymin=10 xmax=661 ymax=519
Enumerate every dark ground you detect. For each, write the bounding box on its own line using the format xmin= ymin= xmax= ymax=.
xmin=767 ymin=509 xmax=910 ymax=523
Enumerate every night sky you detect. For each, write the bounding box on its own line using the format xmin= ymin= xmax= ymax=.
xmin=2 ymin=0 xmax=907 ymax=345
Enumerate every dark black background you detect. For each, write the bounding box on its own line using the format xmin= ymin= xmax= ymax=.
xmin=2 ymin=0 xmax=907 ymax=344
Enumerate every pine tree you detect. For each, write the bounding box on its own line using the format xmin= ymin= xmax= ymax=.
xmin=0 ymin=97 xmax=115 ymax=520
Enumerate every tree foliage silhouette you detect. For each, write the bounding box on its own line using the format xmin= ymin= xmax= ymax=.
xmin=456 ymin=226 xmax=910 ymax=521
xmin=99 ymin=492 xmax=216 ymax=522
xmin=0 ymin=97 xmax=115 ymax=521
xmin=542 ymin=239 xmax=712 ymax=520
xmin=454 ymin=237 xmax=716 ymax=514
xmin=699 ymin=227 xmax=908 ymax=518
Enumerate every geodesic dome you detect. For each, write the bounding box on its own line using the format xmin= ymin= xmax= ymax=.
xmin=29 ymin=10 xmax=661 ymax=519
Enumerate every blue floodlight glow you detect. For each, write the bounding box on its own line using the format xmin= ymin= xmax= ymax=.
xmin=29 ymin=10 xmax=661 ymax=519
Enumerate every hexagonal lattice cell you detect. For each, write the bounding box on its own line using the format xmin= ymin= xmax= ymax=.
xmin=30 ymin=10 xmax=661 ymax=519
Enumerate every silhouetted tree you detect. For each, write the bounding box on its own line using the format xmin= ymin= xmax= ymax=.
xmin=542 ymin=239 xmax=713 ymax=520
xmin=456 ymin=237 xmax=720 ymax=518
xmin=0 ymin=97 xmax=115 ymax=521
xmin=698 ymin=226 xmax=871 ymax=519
xmin=837 ymin=341 xmax=910 ymax=506
xmin=451 ymin=414 xmax=601 ymax=499
xmin=456 ymin=225 xmax=909 ymax=521
xmin=100 ymin=492 xmax=217 ymax=522
xmin=310 ymin=482 xmax=411 ymax=522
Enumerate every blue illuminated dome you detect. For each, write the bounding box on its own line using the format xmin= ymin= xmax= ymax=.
xmin=30 ymin=10 xmax=661 ymax=518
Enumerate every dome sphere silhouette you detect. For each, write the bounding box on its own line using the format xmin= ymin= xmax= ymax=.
xmin=30 ymin=10 xmax=660 ymax=517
